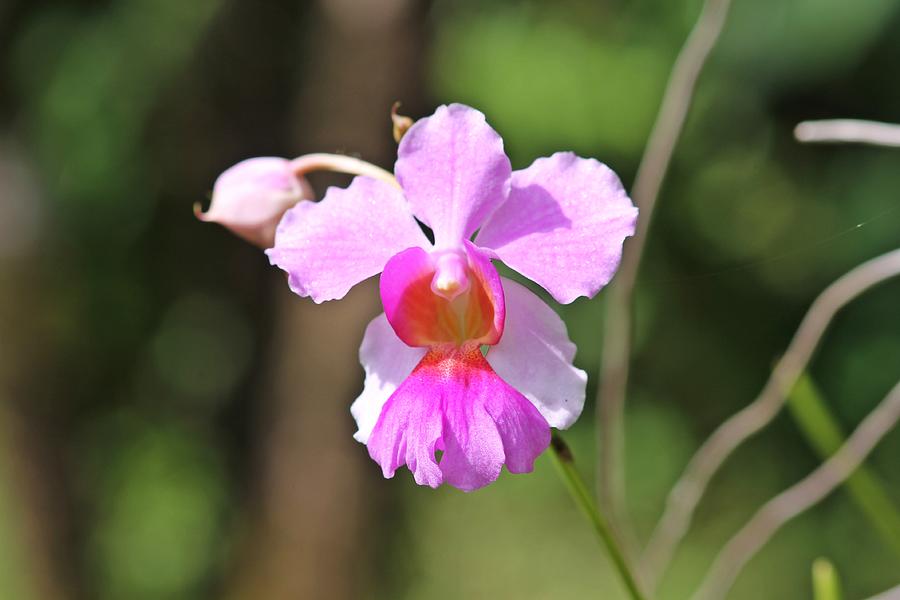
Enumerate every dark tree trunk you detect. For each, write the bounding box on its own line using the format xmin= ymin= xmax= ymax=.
xmin=224 ymin=2 xmax=428 ymax=598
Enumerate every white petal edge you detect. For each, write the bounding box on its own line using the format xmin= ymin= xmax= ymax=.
xmin=486 ymin=278 xmax=587 ymax=429
xmin=351 ymin=313 xmax=426 ymax=444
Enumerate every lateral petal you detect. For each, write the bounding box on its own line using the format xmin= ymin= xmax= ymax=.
xmin=475 ymin=152 xmax=637 ymax=304
xmin=266 ymin=176 xmax=429 ymax=303
xmin=351 ymin=313 xmax=426 ymax=444
xmin=486 ymin=278 xmax=587 ymax=430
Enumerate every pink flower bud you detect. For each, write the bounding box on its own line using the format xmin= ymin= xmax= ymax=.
xmin=195 ymin=157 xmax=313 ymax=248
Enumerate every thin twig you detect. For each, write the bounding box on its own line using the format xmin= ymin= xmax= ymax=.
xmin=691 ymin=378 xmax=900 ymax=600
xmin=795 ymin=119 xmax=900 ymax=147
xmin=642 ymin=248 xmax=900 ymax=589
xmin=549 ymin=434 xmax=648 ymax=600
xmin=787 ymin=374 xmax=900 ymax=560
xmin=596 ymin=0 xmax=733 ymax=543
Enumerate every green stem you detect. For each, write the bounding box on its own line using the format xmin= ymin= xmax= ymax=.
xmin=549 ymin=433 xmax=648 ymax=600
xmin=812 ymin=558 xmax=842 ymax=600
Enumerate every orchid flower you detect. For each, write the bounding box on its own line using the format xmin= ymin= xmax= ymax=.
xmin=264 ymin=104 xmax=637 ymax=491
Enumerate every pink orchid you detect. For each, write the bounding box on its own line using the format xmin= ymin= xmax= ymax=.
xmin=266 ymin=104 xmax=637 ymax=491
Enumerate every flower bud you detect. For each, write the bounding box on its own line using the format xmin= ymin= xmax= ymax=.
xmin=195 ymin=157 xmax=313 ymax=248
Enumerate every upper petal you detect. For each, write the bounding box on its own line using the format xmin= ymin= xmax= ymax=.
xmin=351 ymin=313 xmax=426 ymax=444
xmin=486 ymin=278 xmax=587 ymax=430
xmin=266 ymin=176 xmax=430 ymax=303
xmin=475 ymin=152 xmax=638 ymax=304
xmin=395 ymin=104 xmax=512 ymax=248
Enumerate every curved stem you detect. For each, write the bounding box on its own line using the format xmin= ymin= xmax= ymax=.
xmin=795 ymin=119 xmax=900 ymax=147
xmin=549 ymin=433 xmax=648 ymax=600
xmin=864 ymin=583 xmax=900 ymax=600
xmin=691 ymin=379 xmax=900 ymax=600
xmin=596 ymin=0 xmax=733 ymax=536
xmin=289 ymin=153 xmax=399 ymax=187
xmin=642 ymin=248 xmax=900 ymax=588
xmin=787 ymin=374 xmax=900 ymax=560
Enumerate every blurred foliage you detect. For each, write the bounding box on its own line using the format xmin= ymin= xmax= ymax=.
xmin=0 ymin=0 xmax=899 ymax=598
xmin=80 ymin=413 xmax=229 ymax=600
xmin=12 ymin=0 xmax=221 ymax=239
xmin=0 ymin=433 xmax=29 ymax=600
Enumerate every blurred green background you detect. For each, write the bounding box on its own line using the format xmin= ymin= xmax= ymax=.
xmin=1 ymin=0 xmax=899 ymax=598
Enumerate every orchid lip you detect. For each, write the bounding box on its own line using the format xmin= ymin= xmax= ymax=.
xmin=380 ymin=244 xmax=503 ymax=349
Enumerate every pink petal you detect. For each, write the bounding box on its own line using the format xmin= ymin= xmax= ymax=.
xmin=351 ymin=314 xmax=426 ymax=444
xmin=395 ymin=104 xmax=512 ymax=248
xmin=463 ymin=240 xmax=505 ymax=346
xmin=481 ymin=375 xmax=553 ymax=474
xmin=367 ymin=347 xmax=550 ymax=492
xmin=486 ymin=278 xmax=587 ymax=429
xmin=437 ymin=365 xmax=507 ymax=491
xmin=379 ymin=242 xmax=505 ymax=347
xmin=368 ymin=369 xmax=445 ymax=488
xmin=379 ymin=247 xmax=458 ymax=347
xmin=266 ymin=176 xmax=429 ymax=303
xmin=475 ymin=152 xmax=638 ymax=304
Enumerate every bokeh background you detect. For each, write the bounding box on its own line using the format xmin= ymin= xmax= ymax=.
xmin=1 ymin=0 xmax=899 ymax=598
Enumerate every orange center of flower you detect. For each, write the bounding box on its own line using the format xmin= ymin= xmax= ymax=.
xmin=393 ymin=251 xmax=496 ymax=347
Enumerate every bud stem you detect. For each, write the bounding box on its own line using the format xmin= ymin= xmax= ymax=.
xmin=289 ymin=153 xmax=399 ymax=188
